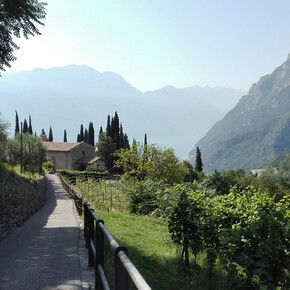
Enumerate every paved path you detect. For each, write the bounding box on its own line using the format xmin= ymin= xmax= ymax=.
xmin=0 ymin=174 xmax=83 ymax=290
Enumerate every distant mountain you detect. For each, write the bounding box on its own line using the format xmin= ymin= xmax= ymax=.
xmin=0 ymin=65 xmax=245 ymax=159
xmin=191 ymin=54 xmax=290 ymax=172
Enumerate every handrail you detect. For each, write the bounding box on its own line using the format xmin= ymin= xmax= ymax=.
xmin=57 ymin=172 xmax=151 ymax=289
xmin=57 ymin=172 xmax=83 ymax=216
xmin=84 ymin=202 xmax=151 ymax=290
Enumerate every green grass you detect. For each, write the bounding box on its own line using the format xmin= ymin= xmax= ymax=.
xmin=95 ymin=210 xmax=227 ymax=289
xmin=0 ymin=163 xmax=43 ymax=180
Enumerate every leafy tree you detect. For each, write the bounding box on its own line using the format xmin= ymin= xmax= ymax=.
xmin=183 ymin=160 xmax=197 ymax=182
xmin=115 ymin=143 xmax=189 ymax=184
xmin=48 ymin=126 xmax=53 ymax=142
xmin=63 ymin=129 xmax=67 ymax=142
xmin=169 ymin=190 xmax=203 ymax=266
xmin=195 ymin=146 xmax=203 ymax=172
xmin=96 ymin=132 xmax=116 ymax=169
xmin=0 ymin=0 xmax=47 ymax=74
xmin=8 ymin=133 xmax=47 ymax=173
xmin=15 ymin=110 xmax=19 ymax=136
xmin=0 ymin=112 xmax=9 ymax=161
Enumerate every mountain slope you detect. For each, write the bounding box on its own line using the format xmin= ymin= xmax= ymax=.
xmin=192 ymin=54 xmax=290 ymax=172
xmin=0 ymin=65 xmax=245 ymax=159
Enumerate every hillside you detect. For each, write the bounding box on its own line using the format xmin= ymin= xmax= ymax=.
xmin=191 ymin=54 xmax=290 ymax=172
xmin=0 ymin=65 xmax=245 ymax=159
xmin=261 ymin=153 xmax=290 ymax=182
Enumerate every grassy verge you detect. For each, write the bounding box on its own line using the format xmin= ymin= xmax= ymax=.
xmin=95 ymin=210 xmax=227 ymax=289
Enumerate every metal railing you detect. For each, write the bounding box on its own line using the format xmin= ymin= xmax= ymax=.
xmin=57 ymin=172 xmax=83 ymax=216
xmin=57 ymin=172 xmax=151 ymax=289
xmin=84 ymin=202 xmax=151 ymax=290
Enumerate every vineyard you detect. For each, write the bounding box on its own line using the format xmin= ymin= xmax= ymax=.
xmin=63 ymin=172 xmax=290 ymax=289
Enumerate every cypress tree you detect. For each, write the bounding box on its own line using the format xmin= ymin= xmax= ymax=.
xmin=63 ymin=129 xmax=67 ymax=142
xmin=28 ymin=115 xmax=33 ymax=134
xmin=112 ymin=111 xmax=120 ymax=149
xmin=77 ymin=134 xmax=81 ymax=142
xmin=120 ymin=123 xmax=124 ymax=148
xmin=143 ymin=133 xmax=148 ymax=163
xmin=48 ymin=126 xmax=53 ymax=142
xmin=23 ymin=118 xmax=28 ymax=133
xmin=123 ymin=134 xmax=130 ymax=149
xmin=84 ymin=129 xmax=89 ymax=143
xmin=99 ymin=126 xmax=103 ymax=135
xmin=106 ymin=115 xmax=111 ymax=137
xmin=195 ymin=146 xmax=203 ymax=172
xmin=144 ymin=133 xmax=147 ymax=146
xmin=80 ymin=124 xmax=84 ymax=141
xmin=88 ymin=122 xmax=95 ymax=146
xmin=15 ymin=110 xmax=20 ymax=137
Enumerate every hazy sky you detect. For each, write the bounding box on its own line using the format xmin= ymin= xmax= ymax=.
xmin=4 ymin=0 xmax=290 ymax=92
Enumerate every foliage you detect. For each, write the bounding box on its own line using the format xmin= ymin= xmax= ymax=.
xmin=96 ymin=132 xmax=116 ymax=170
xmin=0 ymin=0 xmax=47 ymax=74
xmin=121 ymin=179 xmax=165 ymax=215
xmin=195 ymin=146 xmax=203 ymax=172
xmin=43 ymin=161 xmax=54 ymax=172
xmin=168 ymin=190 xmax=203 ymax=266
xmin=115 ymin=142 xmax=189 ymax=184
xmin=86 ymin=164 xmax=107 ymax=173
xmin=168 ymin=186 xmax=290 ymax=288
xmin=202 ymin=169 xmax=290 ymax=201
xmin=48 ymin=126 xmax=53 ymax=142
xmin=0 ymin=113 xmax=9 ymax=161
xmin=7 ymin=133 xmax=46 ymax=173
xmin=70 ymin=166 xmax=289 ymax=289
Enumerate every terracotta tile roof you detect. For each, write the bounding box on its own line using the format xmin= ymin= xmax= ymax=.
xmin=43 ymin=142 xmax=83 ymax=152
xmin=76 ymin=156 xmax=103 ymax=164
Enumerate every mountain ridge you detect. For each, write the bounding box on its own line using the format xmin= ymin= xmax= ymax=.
xmin=1 ymin=65 xmax=245 ymax=159
xmin=192 ymin=54 xmax=290 ymax=171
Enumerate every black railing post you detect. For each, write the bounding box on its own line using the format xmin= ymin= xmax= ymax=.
xmin=88 ymin=209 xmax=95 ymax=267
xmin=115 ymin=246 xmax=130 ymax=290
xmin=84 ymin=203 xmax=89 ymax=248
xmin=95 ymin=219 xmax=105 ymax=290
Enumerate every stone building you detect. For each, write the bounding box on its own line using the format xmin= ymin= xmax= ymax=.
xmin=42 ymin=134 xmax=105 ymax=170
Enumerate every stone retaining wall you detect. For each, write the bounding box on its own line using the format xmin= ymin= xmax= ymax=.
xmin=0 ymin=172 xmax=46 ymax=241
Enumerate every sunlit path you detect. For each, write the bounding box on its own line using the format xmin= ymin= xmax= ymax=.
xmin=0 ymin=174 xmax=82 ymax=290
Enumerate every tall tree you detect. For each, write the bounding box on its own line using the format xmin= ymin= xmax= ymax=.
xmin=84 ymin=129 xmax=89 ymax=143
xmin=88 ymin=122 xmax=95 ymax=146
xmin=28 ymin=115 xmax=33 ymax=134
xmin=63 ymin=129 xmax=67 ymax=142
xmin=48 ymin=126 xmax=53 ymax=142
xmin=15 ymin=110 xmax=19 ymax=136
xmin=123 ymin=133 xmax=130 ymax=149
xmin=119 ymin=123 xmax=124 ymax=148
xmin=23 ymin=118 xmax=28 ymax=133
xmin=195 ymin=146 xmax=203 ymax=172
xmin=112 ymin=111 xmax=120 ymax=149
xmin=106 ymin=115 xmax=111 ymax=137
xmin=79 ymin=124 xmax=84 ymax=142
xmin=99 ymin=126 xmax=103 ymax=135
xmin=0 ymin=0 xmax=47 ymax=75
xmin=0 ymin=113 xmax=8 ymax=161
xmin=97 ymin=132 xmax=116 ymax=170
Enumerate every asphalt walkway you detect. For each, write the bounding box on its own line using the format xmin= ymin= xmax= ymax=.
xmin=0 ymin=174 xmax=85 ymax=290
